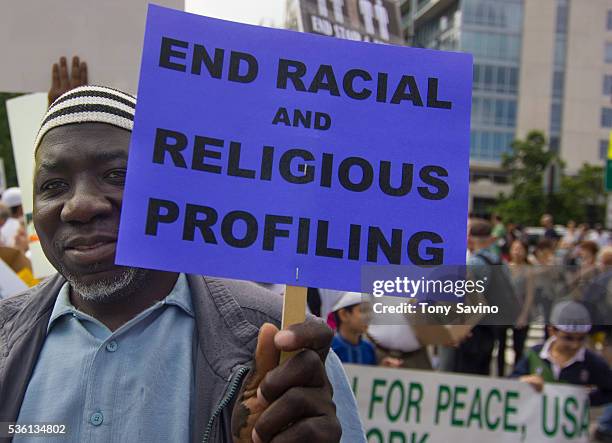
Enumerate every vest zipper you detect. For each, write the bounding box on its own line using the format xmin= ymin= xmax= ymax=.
xmin=202 ymin=365 xmax=250 ymax=443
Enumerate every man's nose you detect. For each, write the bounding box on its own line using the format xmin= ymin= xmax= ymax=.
xmin=60 ymin=180 xmax=113 ymax=223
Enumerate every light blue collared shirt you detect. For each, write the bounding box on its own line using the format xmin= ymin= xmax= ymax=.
xmin=14 ymin=274 xmax=365 ymax=442
xmin=15 ymin=274 xmax=195 ymax=443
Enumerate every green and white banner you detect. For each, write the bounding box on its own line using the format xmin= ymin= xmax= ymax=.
xmin=344 ymin=364 xmax=590 ymax=443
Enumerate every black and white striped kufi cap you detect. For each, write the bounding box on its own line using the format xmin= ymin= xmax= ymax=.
xmin=34 ymin=85 xmax=136 ymax=153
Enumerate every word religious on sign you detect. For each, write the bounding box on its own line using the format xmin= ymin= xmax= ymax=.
xmin=116 ymin=5 xmax=473 ymax=293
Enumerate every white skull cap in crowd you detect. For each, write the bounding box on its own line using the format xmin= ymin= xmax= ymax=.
xmin=1 ymin=187 xmax=22 ymax=208
xmin=550 ymin=300 xmax=592 ymax=333
xmin=34 ymin=85 xmax=136 ymax=154
xmin=332 ymin=292 xmax=367 ymax=312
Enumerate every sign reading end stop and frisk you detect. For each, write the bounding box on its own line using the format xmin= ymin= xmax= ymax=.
xmin=116 ymin=4 xmax=473 ymax=292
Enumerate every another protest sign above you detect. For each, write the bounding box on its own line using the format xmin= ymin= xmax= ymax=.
xmin=0 ymin=0 xmax=183 ymax=94
xmin=6 ymin=94 xmax=56 ymax=278
xmin=286 ymin=0 xmax=404 ymax=44
xmin=0 ymin=259 xmax=27 ymax=300
xmin=116 ymin=5 xmax=472 ymax=292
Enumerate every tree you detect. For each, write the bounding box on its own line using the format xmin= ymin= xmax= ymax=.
xmin=494 ymin=130 xmax=606 ymax=225
xmin=558 ymin=164 xmax=605 ymax=224
xmin=0 ymin=92 xmax=21 ymax=188
xmin=494 ymin=130 xmax=558 ymax=225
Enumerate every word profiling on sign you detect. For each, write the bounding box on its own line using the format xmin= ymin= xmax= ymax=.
xmin=116 ymin=5 xmax=473 ymax=292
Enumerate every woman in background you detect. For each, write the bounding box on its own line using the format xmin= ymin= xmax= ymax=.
xmin=498 ymin=240 xmax=534 ymax=374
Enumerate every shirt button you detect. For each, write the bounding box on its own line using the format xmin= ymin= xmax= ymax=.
xmin=106 ymin=341 xmax=118 ymax=352
xmin=90 ymin=412 xmax=104 ymax=426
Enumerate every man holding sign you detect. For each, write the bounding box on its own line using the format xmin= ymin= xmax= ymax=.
xmin=0 ymin=85 xmax=356 ymax=442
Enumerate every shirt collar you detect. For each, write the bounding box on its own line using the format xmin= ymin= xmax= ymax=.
xmin=47 ymin=273 xmax=193 ymax=334
xmin=539 ymin=336 xmax=586 ymax=366
xmin=336 ymin=333 xmax=363 ymax=347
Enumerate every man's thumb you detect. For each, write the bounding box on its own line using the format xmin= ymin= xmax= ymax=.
xmin=231 ymin=323 xmax=280 ymax=442
xmin=244 ymin=323 xmax=280 ymax=397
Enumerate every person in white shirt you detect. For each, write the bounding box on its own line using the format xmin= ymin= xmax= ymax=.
xmin=0 ymin=203 xmax=10 ymax=238
xmin=0 ymin=187 xmax=23 ymax=248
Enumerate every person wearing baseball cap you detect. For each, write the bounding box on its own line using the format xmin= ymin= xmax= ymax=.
xmin=330 ymin=292 xmax=376 ymax=365
xmin=512 ymin=300 xmax=612 ymax=407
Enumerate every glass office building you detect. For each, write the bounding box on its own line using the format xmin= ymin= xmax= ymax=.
xmin=406 ymin=0 xmax=523 ymax=164
xmin=402 ymin=0 xmax=612 ymax=215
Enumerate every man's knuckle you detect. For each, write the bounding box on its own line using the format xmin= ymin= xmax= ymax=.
xmin=254 ymin=419 xmax=272 ymax=442
xmin=286 ymin=386 xmax=306 ymax=406
xmin=320 ymin=323 xmax=333 ymax=343
xmin=259 ymin=372 xmax=279 ymax=399
xmin=300 ymin=420 xmax=320 ymax=438
xmin=328 ymin=419 xmax=342 ymax=442
xmin=301 ymin=349 xmax=321 ymax=369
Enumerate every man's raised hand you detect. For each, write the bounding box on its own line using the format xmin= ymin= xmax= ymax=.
xmin=48 ymin=56 xmax=88 ymax=106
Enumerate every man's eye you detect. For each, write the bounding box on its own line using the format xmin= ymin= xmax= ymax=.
xmin=41 ymin=180 xmax=67 ymax=192
xmin=105 ymin=169 xmax=126 ymax=181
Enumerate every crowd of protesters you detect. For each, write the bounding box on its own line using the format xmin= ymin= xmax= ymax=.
xmin=304 ymin=213 xmax=612 ymax=442
xmin=2 ymin=144 xmax=612 ymax=439
xmin=1 ymin=54 xmax=612 ymax=441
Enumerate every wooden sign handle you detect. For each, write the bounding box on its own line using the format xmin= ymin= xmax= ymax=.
xmin=279 ymin=285 xmax=307 ymax=364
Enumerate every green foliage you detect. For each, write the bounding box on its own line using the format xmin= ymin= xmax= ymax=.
xmin=494 ymin=130 xmax=606 ymax=225
xmin=558 ymin=164 xmax=605 ymax=224
xmin=494 ymin=131 xmax=557 ymax=225
xmin=0 ymin=92 xmax=22 ymax=188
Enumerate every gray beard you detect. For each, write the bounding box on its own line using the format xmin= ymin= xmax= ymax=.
xmin=63 ymin=266 xmax=150 ymax=303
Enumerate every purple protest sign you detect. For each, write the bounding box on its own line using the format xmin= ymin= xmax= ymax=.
xmin=116 ymin=4 xmax=472 ymax=292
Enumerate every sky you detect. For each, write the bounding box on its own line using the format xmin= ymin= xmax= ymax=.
xmin=184 ymin=0 xmax=286 ymax=26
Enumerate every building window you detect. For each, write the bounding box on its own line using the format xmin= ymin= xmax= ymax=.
xmin=606 ymin=43 xmax=612 ymax=63
xmin=462 ymin=0 xmax=522 ymax=31
xmin=484 ymin=66 xmax=494 ymax=90
xmin=604 ymin=75 xmax=612 ymax=96
xmin=551 ymin=103 xmax=562 ymax=132
xmin=507 ymin=101 xmax=517 ymax=126
xmin=608 ymin=10 xmax=612 ymax=30
xmin=497 ymin=66 xmax=507 ymax=91
xmin=509 ymin=67 xmax=519 ymax=93
xmin=550 ymin=137 xmax=560 ymax=153
xmin=554 ymin=37 xmax=567 ymax=66
xmin=472 ymin=97 xmax=517 ymax=127
xmin=555 ymin=1 xmax=568 ymax=34
xmin=470 ymin=130 xmax=513 ymax=161
xmin=602 ymin=107 xmax=612 ymax=127
xmin=417 ymin=0 xmax=430 ymax=11
xmin=600 ymin=139 xmax=609 ymax=160
xmin=472 ymin=64 xmax=520 ymax=94
xmin=495 ymin=100 xmax=505 ymax=125
xmin=462 ymin=31 xmax=521 ymax=61
xmin=473 ymin=65 xmax=481 ymax=88
xmin=553 ymin=71 xmax=564 ymax=97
